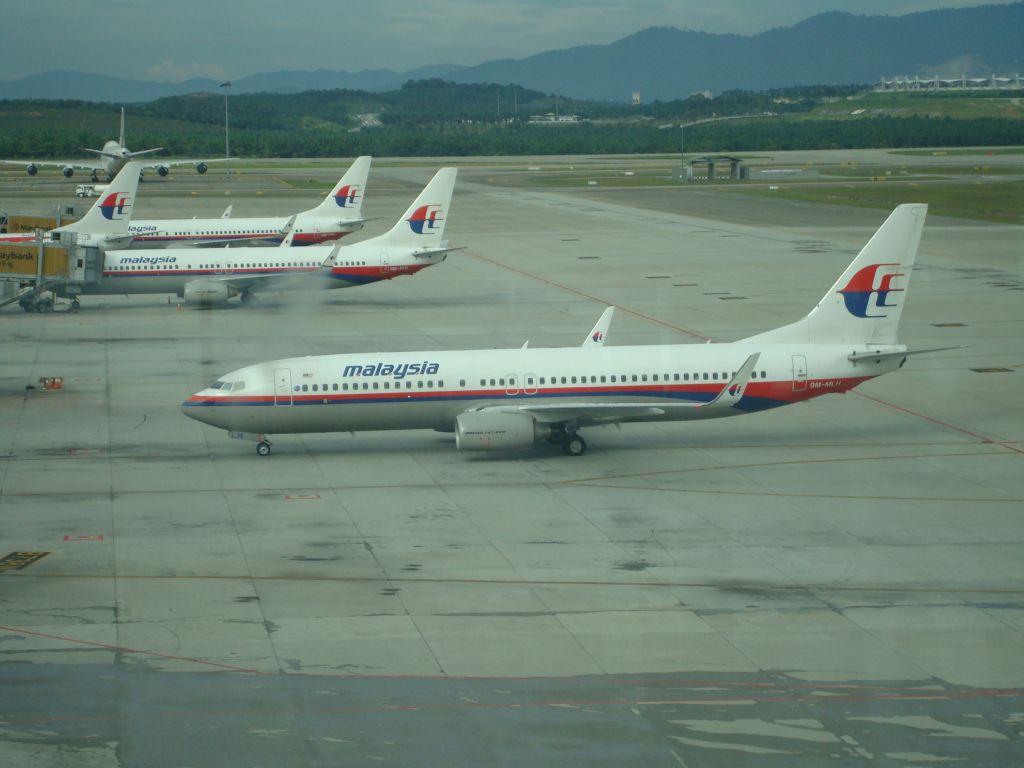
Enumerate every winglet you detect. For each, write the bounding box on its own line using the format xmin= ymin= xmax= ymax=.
xmin=321 ymin=239 xmax=345 ymax=267
xmin=705 ymin=353 xmax=760 ymax=408
xmin=583 ymin=307 xmax=614 ymax=347
xmin=277 ymin=215 xmax=298 ymax=247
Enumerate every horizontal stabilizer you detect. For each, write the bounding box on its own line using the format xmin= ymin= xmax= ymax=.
xmin=848 ymin=345 xmax=962 ymax=363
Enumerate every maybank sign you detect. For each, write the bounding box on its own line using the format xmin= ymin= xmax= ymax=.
xmin=342 ymin=361 xmax=440 ymax=380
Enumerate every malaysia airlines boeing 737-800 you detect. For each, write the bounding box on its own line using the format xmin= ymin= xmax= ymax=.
xmin=124 ymin=156 xmax=371 ymax=248
xmin=184 ymin=204 xmax=945 ymax=457
xmin=68 ymin=167 xmax=457 ymax=307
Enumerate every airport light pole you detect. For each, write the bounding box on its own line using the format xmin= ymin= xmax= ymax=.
xmin=219 ymin=80 xmax=232 ymax=175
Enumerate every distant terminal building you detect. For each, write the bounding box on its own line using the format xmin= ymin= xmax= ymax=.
xmin=673 ymin=157 xmax=819 ymax=182
xmin=877 ymin=74 xmax=1022 ymax=91
xmin=675 ymin=155 xmax=744 ymax=181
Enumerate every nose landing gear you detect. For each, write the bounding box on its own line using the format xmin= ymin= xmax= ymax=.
xmin=256 ymin=440 xmax=272 ymax=456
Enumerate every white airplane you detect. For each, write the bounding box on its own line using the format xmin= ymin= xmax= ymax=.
xmin=3 ymin=107 xmax=226 ymax=181
xmin=64 ymin=167 xmax=457 ymax=307
xmin=183 ymin=204 xmax=947 ymax=457
xmin=124 ymin=156 xmax=370 ymax=248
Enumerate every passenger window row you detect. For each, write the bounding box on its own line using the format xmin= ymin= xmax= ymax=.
xmin=294 ymin=380 xmax=445 ymax=393
xmin=278 ymin=370 xmax=771 ymax=396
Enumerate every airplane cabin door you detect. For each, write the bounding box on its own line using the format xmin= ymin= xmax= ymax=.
xmin=791 ymin=355 xmax=808 ymax=392
xmin=274 ymin=368 xmax=293 ymax=406
xmin=380 ymin=251 xmax=390 ymax=274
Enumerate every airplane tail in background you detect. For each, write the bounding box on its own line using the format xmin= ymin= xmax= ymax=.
xmin=303 ymin=156 xmax=371 ymax=219
xmin=56 ymin=161 xmax=142 ymax=236
xmin=376 ymin=167 xmax=457 ymax=249
xmin=118 ymin=106 xmax=125 ymax=147
xmin=745 ymin=204 xmax=927 ymax=345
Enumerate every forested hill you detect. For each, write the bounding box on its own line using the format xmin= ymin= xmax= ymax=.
xmin=0 ymin=81 xmax=1021 ymax=159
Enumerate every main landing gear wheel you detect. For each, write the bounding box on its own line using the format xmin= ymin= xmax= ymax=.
xmin=256 ymin=441 xmax=272 ymax=456
xmin=562 ymin=434 xmax=587 ymax=456
xmin=71 ymin=299 xmax=80 ymax=312
xmin=240 ymin=290 xmax=255 ymax=305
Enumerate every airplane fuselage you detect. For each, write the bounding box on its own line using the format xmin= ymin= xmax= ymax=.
xmin=182 ymin=342 xmax=898 ymax=436
xmin=124 ymin=215 xmax=361 ymax=248
xmin=80 ymin=241 xmax=444 ymax=297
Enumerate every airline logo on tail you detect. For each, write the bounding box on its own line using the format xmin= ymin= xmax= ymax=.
xmin=838 ymin=263 xmax=905 ymax=318
xmin=407 ymin=205 xmax=444 ymax=235
xmin=335 ymin=185 xmax=360 ymax=208
xmin=99 ymin=192 xmax=132 ymax=221
xmin=591 ymin=331 xmax=604 ymax=343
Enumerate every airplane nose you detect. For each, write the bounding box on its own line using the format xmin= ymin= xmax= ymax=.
xmin=181 ymin=396 xmax=214 ymax=425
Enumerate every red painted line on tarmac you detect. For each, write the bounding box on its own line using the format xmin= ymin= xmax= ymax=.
xmin=854 ymin=391 xmax=1024 ymax=455
xmin=466 ymin=250 xmax=712 ymax=341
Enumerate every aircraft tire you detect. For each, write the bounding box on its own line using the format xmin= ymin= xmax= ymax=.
xmin=256 ymin=441 xmax=272 ymax=457
xmin=562 ymin=434 xmax=587 ymax=456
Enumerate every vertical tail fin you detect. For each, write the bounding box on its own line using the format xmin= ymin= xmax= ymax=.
xmin=583 ymin=307 xmax=614 ymax=347
xmin=56 ymin=160 xmax=142 ymax=236
xmin=377 ymin=167 xmax=457 ymax=248
xmin=302 ymin=156 xmax=371 ymax=219
xmin=118 ymin=107 xmax=126 ymax=147
xmin=745 ymin=204 xmax=927 ymax=345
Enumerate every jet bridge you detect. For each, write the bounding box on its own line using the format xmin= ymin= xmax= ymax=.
xmin=0 ymin=233 xmax=102 ymax=312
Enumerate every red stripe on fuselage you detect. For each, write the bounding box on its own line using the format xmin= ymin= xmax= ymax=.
xmin=186 ymin=376 xmax=875 ymax=408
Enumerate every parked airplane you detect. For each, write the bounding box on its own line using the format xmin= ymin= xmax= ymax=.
xmin=124 ymin=156 xmax=370 ymax=248
xmin=183 ymin=205 xmax=944 ymax=457
xmin=65 ymin=167 xmax=456 ymax=307
xmin=3 ymin=107 xmax=226 ymax=181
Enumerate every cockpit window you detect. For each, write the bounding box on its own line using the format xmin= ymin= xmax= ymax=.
xmin=231 ymin=381 xmax=245 ymax=392
xmin=210 ymin=381 xmax=227 ymax=390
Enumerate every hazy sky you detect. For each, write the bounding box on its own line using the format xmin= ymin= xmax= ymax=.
xmin=1 ymin=0 xmax=1005 ymax=81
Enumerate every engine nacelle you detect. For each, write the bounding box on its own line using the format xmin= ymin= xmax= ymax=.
xmin=455 ymin=411 xmax=547 ymax=451
xmin=182 ymin=279 xmax=231 ymax=306
xmin=62 ymin=166 xmax=74 ymax=178
xmin=157 ymin=165 xmax=169 ymax=177
xmin=196 ymin=162 xmax=208 ymax=175
xmin=26 ymin=163 xmax=38 ymax=176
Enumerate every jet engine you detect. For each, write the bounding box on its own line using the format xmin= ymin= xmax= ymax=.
xmin=157 ymin=165 xmax=169 ymax=177
xmin=182 ymin=279 xmax=232 ymax=306
xmin=454 ymin=411 xmax=548 ymax=451
xmin=26 ymin=164 xmax=38 ymax=176
xmin=62 ymin=166 xmax=74 ymax=178
xmin=196 ymin=162 xmax=208 ymax=174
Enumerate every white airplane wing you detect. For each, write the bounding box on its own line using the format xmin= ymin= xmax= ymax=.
xmin=470 ymin=353 xmax=761 ymax=427
xmin=2 ymin=159 xmax=106 ymax=173
xmin=141 ymin=158 xmax=234 ymax=171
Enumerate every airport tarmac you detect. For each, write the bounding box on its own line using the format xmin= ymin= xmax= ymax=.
xmin=1 ymin=152 xmax=1022 ymax=766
